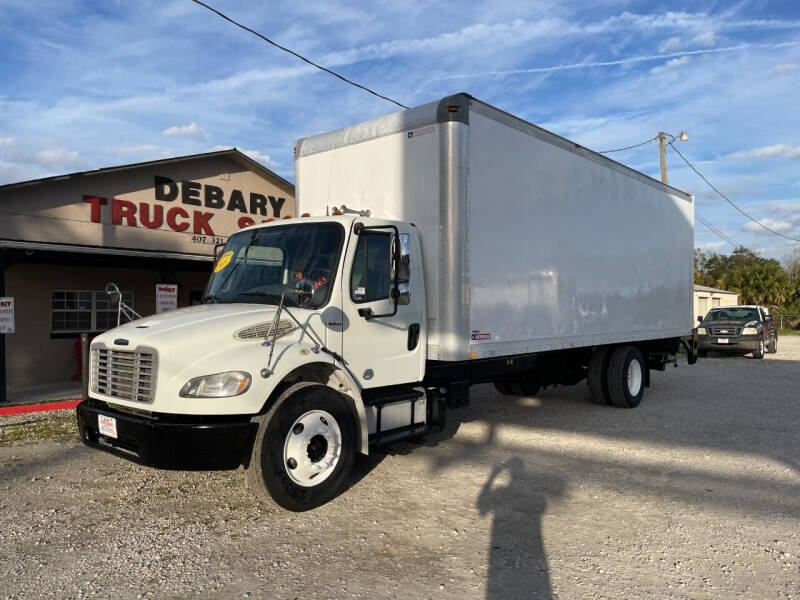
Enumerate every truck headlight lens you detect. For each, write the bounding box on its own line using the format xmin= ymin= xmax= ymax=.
xmin=742 ymin=327 xmax=758 ymax=335
xmin=180 ymin=371 xmax=251 ymax=398
xmin=697 ymin=327 xmax=707 ymax=335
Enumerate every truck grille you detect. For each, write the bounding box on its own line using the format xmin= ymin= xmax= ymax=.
xmin=708 ymin=326 xmax=742 ymax=336
xmin=91 ymin=346 xmax=157 ymax=403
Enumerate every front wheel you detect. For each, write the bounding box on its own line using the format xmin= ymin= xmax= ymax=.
xmin=752 ymin=338 xmax=765 ymax=359
xmin=247 ymin=383 xmax=356 ymax=511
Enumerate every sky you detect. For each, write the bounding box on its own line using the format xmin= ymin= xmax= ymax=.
xmin=1 ymin=0 xmax=799 ymax=260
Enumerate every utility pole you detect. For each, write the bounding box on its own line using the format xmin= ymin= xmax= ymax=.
xmin=658 ymin=131 xmax=689 ymax=184
xmin=658 ymin=132 xmax=669 ymax=184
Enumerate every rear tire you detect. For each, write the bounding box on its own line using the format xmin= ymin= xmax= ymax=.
xmin=752 ymin=338 xmax=765 ymax=359
xmin=768 ymin=336 xmax=778 ymax=354
xmin=588 ymin=347 xmax=612 ymax=405
xmin=607 ymin=346 xmax=645 ymax=408
xmin=494 ymin=381 xmax=513 ymax=395
xmin=247 ymin=383 xmax=356 ymax=511
xmin=508 ymin=378 xmax=540 ymax=396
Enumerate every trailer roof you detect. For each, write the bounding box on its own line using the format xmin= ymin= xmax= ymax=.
xmin=296 ymin=93 xmax=693 ymax=202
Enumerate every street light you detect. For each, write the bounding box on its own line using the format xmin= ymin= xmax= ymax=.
xmin=658 ymin=131 xmax=689 ymax=184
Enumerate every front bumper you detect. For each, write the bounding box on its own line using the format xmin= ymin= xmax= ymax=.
xmin=76 ymin=399 xmax=257 ymax=469
xmin=698 ymin=334 xmax=761 ymax=352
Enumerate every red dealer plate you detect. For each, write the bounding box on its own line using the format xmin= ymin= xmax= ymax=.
xmin=98 ymin=415 xmax=118 ymax=439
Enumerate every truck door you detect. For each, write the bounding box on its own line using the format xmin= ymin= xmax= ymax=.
xmin=341 ymin=223 xmax=425 ymax=388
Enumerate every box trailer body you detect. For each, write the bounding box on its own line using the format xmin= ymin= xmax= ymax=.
xmin=295 ymin=94 xmax=695 ymax=363
xmin=77 ymin=94 xmax=698 ymax=511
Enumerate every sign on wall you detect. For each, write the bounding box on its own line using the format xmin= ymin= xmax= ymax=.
xmin=156 ymin=285 xmax=178 ymax=314
xmin=0 ymin=297 xmax=14 ymax=333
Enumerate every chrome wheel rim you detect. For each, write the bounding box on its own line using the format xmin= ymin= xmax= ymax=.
xmin=283 ymin=410 xmax=342 ymax=487
xmin=627 ymin=359 xmax=643 ymax=396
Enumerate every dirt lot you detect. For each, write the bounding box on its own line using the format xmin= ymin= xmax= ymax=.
xmin=1 ymin=339 xmax=799 ymax=600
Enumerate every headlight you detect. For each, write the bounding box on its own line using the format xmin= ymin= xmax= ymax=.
xmin=180 ymin=371 xmax=251 ymax=398
xmin=697 ymin=327 xmax=707 ymax=335
xmin=742 ymin=327 xmax=758 ymax=335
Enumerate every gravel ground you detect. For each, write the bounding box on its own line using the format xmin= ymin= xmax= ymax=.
xmin=1 ymin=338 xmax=799 ymax=599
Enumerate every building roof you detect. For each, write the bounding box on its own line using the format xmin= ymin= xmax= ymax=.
xmin=694 ymin=284 xmax=738 ymax=295
xmin=0 ymin=148 xmax=294 ymax=196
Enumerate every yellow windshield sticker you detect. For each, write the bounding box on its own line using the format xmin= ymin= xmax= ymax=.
xmin=214 ymin=250 xmax=234 ymax=273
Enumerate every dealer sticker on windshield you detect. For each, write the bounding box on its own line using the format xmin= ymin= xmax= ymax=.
xmin=214 ymin=250 xmax=233 ymax=273
xmin=98 ymin=414 xmax=118 ymax=439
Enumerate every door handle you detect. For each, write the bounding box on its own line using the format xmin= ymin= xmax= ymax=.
xmin=407 ymin=323 xmax=420 ymax=351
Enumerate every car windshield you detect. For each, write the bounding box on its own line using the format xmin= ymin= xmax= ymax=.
xmin=704 ymin=307 xmax=760 ymax=322
xmin=203 ymin=222 xmax=344 ymax=308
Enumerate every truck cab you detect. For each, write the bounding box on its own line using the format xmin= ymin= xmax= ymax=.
xmin=78 ymin=215 xmax=430 ymax=510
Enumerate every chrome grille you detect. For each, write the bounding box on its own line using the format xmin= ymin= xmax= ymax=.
xmin=91 ymin=346 xmax=157 ymax=403
xmin=235 ymin=319 xmax=295 ymax=340
xmin=709 ymin=326 xmax=742 ymax=336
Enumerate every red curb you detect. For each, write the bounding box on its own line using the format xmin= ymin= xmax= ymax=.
xmin=0 ymin=400 xmax=82 ymax=416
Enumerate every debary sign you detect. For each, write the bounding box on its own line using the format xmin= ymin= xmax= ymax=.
xmin=82 ymin=176 xmax=289 ymax=236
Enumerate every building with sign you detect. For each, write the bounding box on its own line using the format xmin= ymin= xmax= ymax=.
xmin=0 ymin=149 xmax=295 ymax=399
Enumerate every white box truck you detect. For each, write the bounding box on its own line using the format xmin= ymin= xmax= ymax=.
xmin=77 ymin=94 xmax=698 ymax=511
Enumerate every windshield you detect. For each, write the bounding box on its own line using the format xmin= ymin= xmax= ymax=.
xmin=704 ymin=307 xmax=760 ymax=322
xmin=203 ymin=222 xmax=344 ymax=308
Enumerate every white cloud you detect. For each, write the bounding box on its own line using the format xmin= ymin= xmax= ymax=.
xmin=696 ymin=240 xmax=727 ymax=250
xmin=211 ymin=145 xmax=277 ymax=167
xmin=743 ymin=218 xmax=794 ymax=234
xmin=659 ymin=31 xmax=716 ymax=53
xmin=769 ymin=63 xmax=797 ymax=75
xmin=650 ymin=55 xmax=690 ymax=74
xmin=441 ymin=40 xmax=799 ymax=79
xmin=0 ymin=136 xmax=14 ymax=145
xmin=35 ymin=148 xmax=85 ymax=170
xmin=240 ymin=148 xmax=274 ymax=165
xmin=161 ymin=122 xmax=205 ymax=139
xmin=727 ymin=144 xmax=800 ymax=160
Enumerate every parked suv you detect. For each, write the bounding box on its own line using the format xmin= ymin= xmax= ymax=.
xmin=697 ymin=305 xmax=778 ymax=358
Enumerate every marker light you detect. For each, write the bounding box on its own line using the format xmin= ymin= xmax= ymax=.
xmin=331 ymin=208 xmax=343 ymax=216
xmin=283 ymin=214 xmax=293 ymax=219
xmin=301 ymin=213 xmax=311 ymax=217
xmin=266 ymin=217 xmax=276 ymax=222
xmin=179 ymin=371 xmax=251 ymax=398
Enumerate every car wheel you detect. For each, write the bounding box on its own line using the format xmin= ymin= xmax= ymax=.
xmin=588 ymin=347 xmax=612 ymax=405
xmin=606 ymin=346 xmax=645 ymax=408
xmin=247 ymin=382 xmax=356 ymax=511
xmin=752 ymin=338 xmax=765 ymax=359
xmin=769 ymin=336 xmax=778 ymax=354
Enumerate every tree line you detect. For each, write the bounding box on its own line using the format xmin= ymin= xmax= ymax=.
xmin=694 ymin=247 xmax=800 ymax=314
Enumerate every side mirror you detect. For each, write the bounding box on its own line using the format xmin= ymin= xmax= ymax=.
xmin=697 ymin=315 xmax=703 ymax=323
xmin=105 ymin=282 xmax=122 ymax=305
xmin=213 ymin=242 xmax=226 ymax=261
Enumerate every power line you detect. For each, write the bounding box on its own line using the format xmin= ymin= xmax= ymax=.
xmin=189 ymin=0 xmax=408 ymax=110
xmin=597 ymin=136 xmax=658 ymax=154
xmin=668 ymin=142 xmax=800 ymax=243
xmin=695 ymin=211 xmax=738 ymax=247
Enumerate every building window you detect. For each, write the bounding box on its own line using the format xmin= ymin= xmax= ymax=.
xmin=51 ymin=290 xmax=135 ymax=333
